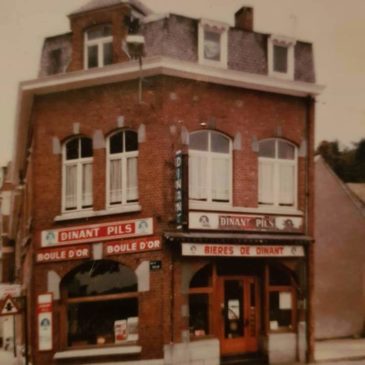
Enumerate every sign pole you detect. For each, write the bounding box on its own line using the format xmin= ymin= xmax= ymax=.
xmin=23 ymin=296 xmax=29 ymax=365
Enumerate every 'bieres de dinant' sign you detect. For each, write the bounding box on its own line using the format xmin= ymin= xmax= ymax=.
xmin=41 ymin=218 xmax=153 ymax=247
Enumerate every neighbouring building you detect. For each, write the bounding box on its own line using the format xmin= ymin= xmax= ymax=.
xmin=314 ymin=156 xmax=365 ymax=339
xmin=10 ymin=1 xmax=322 ymax=364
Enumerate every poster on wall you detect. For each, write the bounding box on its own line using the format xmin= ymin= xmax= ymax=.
xmin=37 ymin=293 xmax=53 ymax=351
xmin=114 ymin=320 xmax=127 ymax=343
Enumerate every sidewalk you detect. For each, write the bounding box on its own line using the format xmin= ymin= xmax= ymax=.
xmin=315 ymin=338 xmax=365 ymax=363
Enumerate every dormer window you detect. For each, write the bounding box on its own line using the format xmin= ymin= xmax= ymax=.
xmin=84 ymin=24 xmax=113 ymax=69
xmin=268 ymin=35 xmax=296 ymax=79
xmin=198 ymin=19 xmax=228 ymax=68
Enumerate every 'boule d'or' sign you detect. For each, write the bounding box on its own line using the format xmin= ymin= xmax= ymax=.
xmin=41 ymin=218 xmax=153 ymax=247
xmin=104 ymin=236 xmax=162 ymax=256
xmin=36 ymin=245 xmax=91 ymax=263
xmin=189 ymin=212 xmax=303 ymax=233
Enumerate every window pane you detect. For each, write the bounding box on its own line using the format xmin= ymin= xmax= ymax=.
xmin=48 ymin=49 xmax=62 ymax=75
xmin=190 ymin=132 xmax=208 ymax=151
xmin=274 ymin=45 xmax=288 ymax=73
xmin=125 ymin=131 xmax=138 ymax=152
xmin=204 ymin=30 xmax=221 ymax=61
xmin=189 ymin=154 xmax=208 ymax=200
xmin=68 ymin=298 xmax=138 ymax=346
xmin=66 ymin=139 xmax=79 ymax=160
xmin=63 ymin=260 xmax=137 ymax=298
xmin=279 ymin=164 xmax=295 ymax=206
xmin=82 ymin=163 xmax=93 ymax=208
xmin=189 ymin=294 xmax=209 ymax=337
xmin=212 ymin=156 xmax=229 ymax=202
xmin=278 ymin=140 xmax=295 ymax=160
xmin=258 ymin=161 xmax=274 ymax=205
xmin=87 ymin=45 xmax=98 ymax=68
xmin=258 ymin=140 xmax=275 ymax=158
xmin=110 ymin=132 xmax=124 ymax=154
xmin=65 ymin=165 xmax=77 ymax=210
xmin=211 ymin=132 xmax=229 ymax=153
xmin=127 ymin=157 xmax=138 ymax=202
xmin=81 ymin=137 xmax=93 ymax=158
xmin=269 ymin=291 xmax=293 ymax=330
xmin=87 ymin=24 xmax=112 ymax=40
xmin=190 ymin=265 xmax=212 ymax=288
xmin=103 ymin=42 xmax=113 ymax=66
xmin=269 ymin=265 xmax=292 ymax=286
xmin=110 ymin=159 xmax=122 ymax=204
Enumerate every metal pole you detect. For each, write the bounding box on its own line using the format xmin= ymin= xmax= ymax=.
xmin=13 ymin=314 xmax=16 ymax=358
xmin=23 ymin=296 xmax=29 ymax=365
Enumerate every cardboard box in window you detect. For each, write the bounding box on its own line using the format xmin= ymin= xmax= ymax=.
xmin=114 ymin=320 xmax=127 ymax=343
xmin=127 ymin=317 xmax=138 ymax=341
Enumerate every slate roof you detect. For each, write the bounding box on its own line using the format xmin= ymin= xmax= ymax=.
xmin=70 ymin=0 xmax=152 ymax=16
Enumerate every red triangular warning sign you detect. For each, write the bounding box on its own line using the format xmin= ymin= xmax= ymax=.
xmin=0 ymin=295 xmax=19 ymax=316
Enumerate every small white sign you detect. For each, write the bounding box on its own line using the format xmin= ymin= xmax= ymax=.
xmin=0 ymin=284 xmax=21 ymax=300
xmin=279 ymin=292 xmax=292 ymax=310
xmin=37 ymin=293 xmax=53 ymax=351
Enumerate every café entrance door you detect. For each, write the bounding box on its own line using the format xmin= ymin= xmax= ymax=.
xmin=218 ymin=276 xmax=259 ymax=355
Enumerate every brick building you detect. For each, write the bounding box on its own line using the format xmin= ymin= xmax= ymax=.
xmin=10 ymin=1 xmax=322 ymax=364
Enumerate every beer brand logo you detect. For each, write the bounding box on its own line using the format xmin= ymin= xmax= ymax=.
xmin=199 ymin=215 xmax=210 ymax=227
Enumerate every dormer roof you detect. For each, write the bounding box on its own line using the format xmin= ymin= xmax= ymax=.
xmin=69 ymin=0 xmax=152 ymax=17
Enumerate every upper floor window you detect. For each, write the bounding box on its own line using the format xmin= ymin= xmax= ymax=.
xmin=258 ymin=139 xmax=297 ymax=208
xmin=85 ymin=24 xmax=113 ymax=69
xmin=268 ymin=35 xmax=296 ymax=80
xmin=107 ymin=130 xmax=138 ymax=207
xmin=62 ymin=136 xmax=93 ymax=212
xmin=189 ymin=130 xmax=232 ymax=204
xmin=198 ymin=19 xmax=228 ymax=68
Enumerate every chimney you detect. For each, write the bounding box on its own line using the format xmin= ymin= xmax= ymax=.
xmin=235 ymin=7 xmax=253 ymax=32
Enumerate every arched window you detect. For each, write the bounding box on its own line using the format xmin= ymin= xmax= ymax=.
xmin=189 ymin=131 xmax=232 ymax=204
xmin=189 ymin=265 xmax=212 ymax=337
xmin=258 ymin=138 xmax=297 ymax=208
xmin=61 ymin=260 xmax=138 ymax=347
xmin=62 ymin=136 xmax=93 ymax=212
xmin=106 ymin=130 xmax=139 ymax=207
xmin=267 ymin=264 xmax=298 ymax=332
xmin=85 ymin=24 xmax=113 ymax=69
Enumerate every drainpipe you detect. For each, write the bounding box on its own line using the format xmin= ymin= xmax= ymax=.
xmin=304 ymin=96 xmax=315 ymax=363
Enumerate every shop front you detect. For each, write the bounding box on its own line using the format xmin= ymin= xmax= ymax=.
xmin=166 ymin=210 xmax=311 ymax=364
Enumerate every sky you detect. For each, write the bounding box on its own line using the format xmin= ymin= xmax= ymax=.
xmin=0 ymin=0 xmax=365 ymax=167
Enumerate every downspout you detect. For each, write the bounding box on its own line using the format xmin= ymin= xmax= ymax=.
xmin=304 ymin=96 xmax=315 ymax=363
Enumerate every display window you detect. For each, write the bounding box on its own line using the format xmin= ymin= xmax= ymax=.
xmin=60 ymin=260 xmax=139 ymax=348
xmin=188 ymin=264 xmax=213 ymax=338
xmin=266 ymin=264 xmax=297 ymax=332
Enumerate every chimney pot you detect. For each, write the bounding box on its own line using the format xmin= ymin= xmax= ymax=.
xmin=235 ymin=7 xmax=254 ymax=32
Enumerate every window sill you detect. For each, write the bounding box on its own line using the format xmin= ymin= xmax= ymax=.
xmin=55 ymin=204 xmax=141 ymax=222
xmin=189 ymin=201 xmax=303 ymax=216
xmin=54 ymin=345 xmax=142 ymax=360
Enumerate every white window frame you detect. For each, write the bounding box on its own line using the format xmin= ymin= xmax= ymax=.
xmin=198 ymin=19 xmax=228 ymax=68
xmin=258 ymin=138 xmax=298 ymax=209
xmin=189 ymin=130 xmax=232 ymax=207
xmin=84 ymin=26 xmax=113 ymax=69
xmin=268 ymin=35 xmax=296 ymax=80
xmin=62 ymin=137 xmax=93 ymax=213
xmin=106 ymin=130 xmax=139 ymax=209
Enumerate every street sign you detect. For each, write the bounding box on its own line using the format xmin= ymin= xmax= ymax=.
xmin=0 ymin=284 xmax=21 ymax=300
xmin=0 ymin=295 xmax=19 ymax=316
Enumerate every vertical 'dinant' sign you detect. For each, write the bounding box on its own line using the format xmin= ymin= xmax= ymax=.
xmin=37 ymin=293 xmax=53 ymax=351
xmin=175 ymin=150 xmax=187 ymax=229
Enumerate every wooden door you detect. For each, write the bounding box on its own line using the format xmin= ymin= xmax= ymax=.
xmin=218 ymin=276 xmax=259 ymax=355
